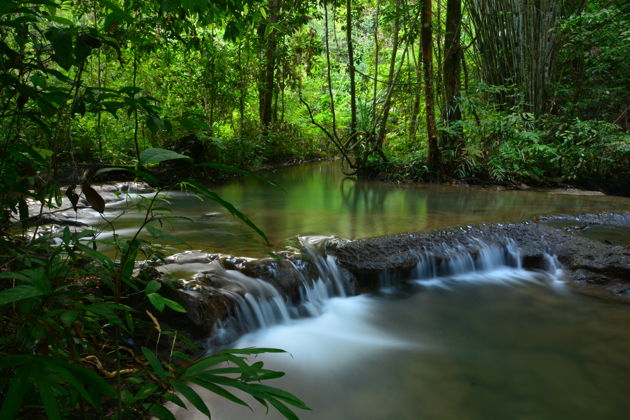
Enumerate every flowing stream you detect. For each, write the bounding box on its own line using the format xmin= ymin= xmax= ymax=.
xmin=91 ymin=162 xmax=630 ymax=419
xmin=92 ymin=161 xmax=630 ymax=256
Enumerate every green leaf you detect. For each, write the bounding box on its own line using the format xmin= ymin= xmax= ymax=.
xmin=188 ymin=377 xmax=250 ymax=408
xmin=163 ymin=297 xmax=186 ymax=313
xmin=171 ymin=380 xmax=211 ymax=418
xmin=139 ymin=148 xmax=192 ymax=166
xmin=0 ymin=365 xmax=32 ymax=419
xmin=84 ymin=302 xmax=127 ymax=329
xmin=221 ymin=348 xmax=287 ymax=356
xmin=147 ymin=292 xmax=165 ymax=311
xmin=141 ymin=346 xmax=166 ymax=380
xmin=182 ymin=180 xmax=269 ymax=245
xmin=35 ymin=374 xmax=62 ymax=420
xmin=149 ymin=404 xmax=177 ymax=420
xmin=48 ymin=28 xmax=74 ymax=70
xmin=0 ymin=285 xmax=45 ymax=306
xmin=134 ymin=382 xmax=158 ymax=401
xmin=60 ymin=309 xmax=79 ymax=327
xmin=184 ymin=355 xmax=228 ymax=376
xmin=119 ymin=239 xmax=140 ymax=284
xmin=145 ymin=280 xmax=161 ymax=294
xmin=75 ymin=243 xmax=116 ymax=270
xmin=163 ymin=391 xmax=187 ymax=408
xmin=267 ymin=396 xmax=301 ymax=420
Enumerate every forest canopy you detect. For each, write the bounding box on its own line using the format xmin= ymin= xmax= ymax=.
xmin=1 ymin=0 xmax=628 ymax=193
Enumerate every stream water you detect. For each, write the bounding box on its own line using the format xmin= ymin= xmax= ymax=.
xmin=93 ymin=162 xmax=630 ymax=419
xmin=95 ymin=161 xmax=630 ymax=256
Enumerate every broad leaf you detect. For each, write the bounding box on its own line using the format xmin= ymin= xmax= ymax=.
xmin=139 ymin=148 xmax=192 ymax=166
xmin=81 ymin=183 xmax=105 ymax=213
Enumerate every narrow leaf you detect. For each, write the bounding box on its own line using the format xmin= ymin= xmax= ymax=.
xmin=141 ymin=347 xmax=166 ymax=380
xmin=171 ymin=380 xmax=211 ymax=417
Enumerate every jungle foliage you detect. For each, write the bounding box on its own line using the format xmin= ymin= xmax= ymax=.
xmin=0 ymin=0 xmax=629 ymax=418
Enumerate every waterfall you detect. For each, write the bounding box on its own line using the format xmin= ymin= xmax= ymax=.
xmin=190 ymin=235 xmax=564 ymax=349
xmin=201 ymin=237 xmax=354 ymax=348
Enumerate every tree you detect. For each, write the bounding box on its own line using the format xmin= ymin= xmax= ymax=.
xmin=421 ymin=0 xmax=441 ymax=174
xmin=442 ymin=0 xmax=463 ymax=168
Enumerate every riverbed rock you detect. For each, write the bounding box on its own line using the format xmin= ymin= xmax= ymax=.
xmin=326 ymin=213 xmax=630 ymax=300
xmin=155 ymin=212 xmax=630 ymax=343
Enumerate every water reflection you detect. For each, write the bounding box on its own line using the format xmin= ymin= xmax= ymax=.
xmin=91 ymin=161 xmax=630 ymax=256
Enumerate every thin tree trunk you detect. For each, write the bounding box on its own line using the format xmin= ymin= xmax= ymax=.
xmin=409 ymin=40 xmax=422 ymax=141
xmin=372 ymin=0 xmax=381 ymax=131
xmin=259 ymin=0 xmax=280 ymax=131
xmin=133 ymin=54 xmax=140 ymax=161
xmin=422 ymin=0 xmax=440 ymax=174
xmin=346 ymin=0 xmax=357 ymax=135
xmin=376 ymin=1 xmax=402 ymax=152
xmin=324 ymin=2 xmax=338 ymax=136
xmin=442 ymin=0 xmax=463 ymax=165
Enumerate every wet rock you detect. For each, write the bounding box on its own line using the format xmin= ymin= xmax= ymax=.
xmin=155 ymin=212 xmax=630 ymax=343
xmin=326 ymin=214 xmax=630 ymax=302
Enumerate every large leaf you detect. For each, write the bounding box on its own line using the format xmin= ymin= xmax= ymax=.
xmin=139 ymin=148 xmax=192 ymax=166
xmin=81 ymin=183 xmax=105 ymax=213
xmin=0 ymin=285 xmax=45 ymax=306
xmin=141 ymin=347 xmax=166 ymax=380
xmin=35 ymin=374 xmax=62 ymax=420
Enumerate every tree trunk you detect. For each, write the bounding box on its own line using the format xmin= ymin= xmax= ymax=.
xmin=346 ymin=0 xmax=357 ymax=135
xmin=376 ymin=1 xmax=401 ymax=153
xmin=259 ymin=0 xmax=280 ymax=131
xmin=442 ymin=0 xmax=463 ymax=165
xmin=408 ymin=41 xmax=422 ymax=141
xmin=422 ymin=0 xmax=440 ymax=175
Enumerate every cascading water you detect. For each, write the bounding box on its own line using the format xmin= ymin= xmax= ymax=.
xmin=194 ymin=235 xmax=564 ymax=350
xmin=201 ymin=236 xmax=354 ymax=348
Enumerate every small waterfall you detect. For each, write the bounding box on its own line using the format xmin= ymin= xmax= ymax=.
xmin=412 ymin=238 xmax=523 ymax=282
xmin=202 ymin=237 xmax=354 ymax=348
xmin=193 ymin=235 xmax=564 ymax=349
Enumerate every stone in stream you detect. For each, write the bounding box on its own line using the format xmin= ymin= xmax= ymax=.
xmin=148 ymin=212 xmax=630 ymax=347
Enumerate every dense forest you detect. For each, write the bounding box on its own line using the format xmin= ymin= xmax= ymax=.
xmin=1 ymin=0 xmax=629 ymax=419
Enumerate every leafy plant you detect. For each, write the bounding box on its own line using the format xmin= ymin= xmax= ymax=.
xmin=0 ymin=148 xmax=309 ymax=419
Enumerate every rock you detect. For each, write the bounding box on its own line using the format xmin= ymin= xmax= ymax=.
xmin=153 ymin=211 xmax=630 ymax=343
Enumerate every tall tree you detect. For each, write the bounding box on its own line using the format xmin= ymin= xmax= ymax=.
xmin=346 ymin=0 xmax=358 ymax=135
xmin=259 ymin=0 xmax=281 ymax=130
xmin=442 ymin=0 xmax=463 ymax=166
xmin=421 ymin=0 xmax=440 ymax=174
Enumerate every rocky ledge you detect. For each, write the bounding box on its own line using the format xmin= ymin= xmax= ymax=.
xmin=326 ymin=212 xmax=630 ymax=302
xmin=155 ymin=212 xmax=630 ymax=343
